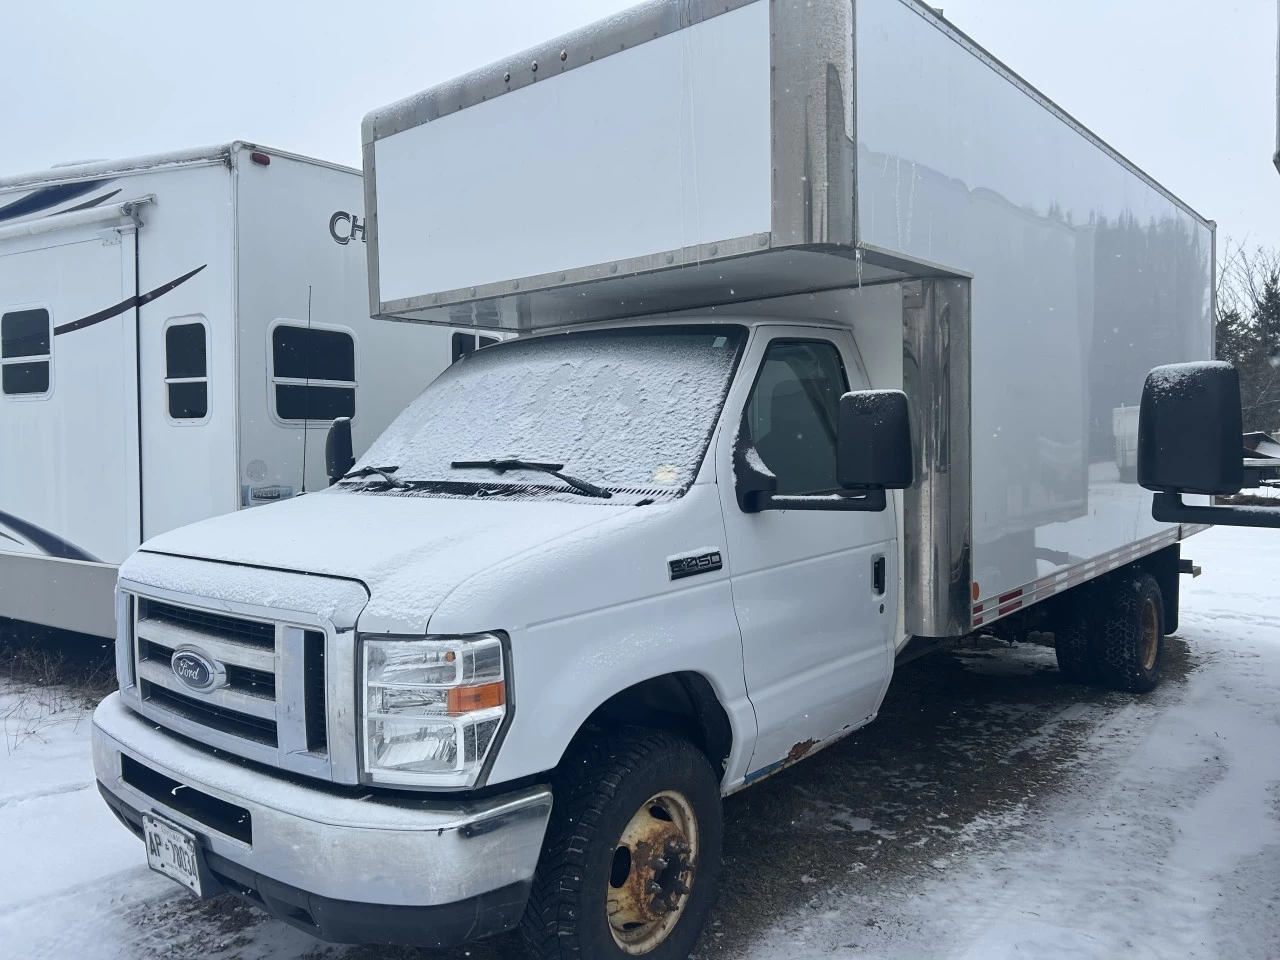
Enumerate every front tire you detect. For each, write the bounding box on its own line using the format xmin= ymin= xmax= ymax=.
xmin=521 ymin=728 xmax=723 ymax=960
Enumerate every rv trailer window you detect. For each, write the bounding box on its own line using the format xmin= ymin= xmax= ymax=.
xmin=270 ymin=323 xmax=356 ymax=423
xmin=1 ymin=308 xmax=52 ymax=397
xmin=165 ymin=321 xmax=208 ymax=420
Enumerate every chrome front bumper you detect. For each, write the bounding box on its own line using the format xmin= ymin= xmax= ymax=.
xmin=92 ymin=692 xmax=552 ymax=908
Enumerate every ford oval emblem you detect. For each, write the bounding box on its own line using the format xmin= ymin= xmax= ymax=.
xmin=171 ymin=647 xmax=226 ymax=693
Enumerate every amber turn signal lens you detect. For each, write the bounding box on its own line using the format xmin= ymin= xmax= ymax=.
xmin=448 ymin=682 xmax=506 ymax=714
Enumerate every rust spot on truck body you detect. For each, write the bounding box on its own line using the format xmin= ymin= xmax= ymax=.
xmin=787 ymin=739 xmax=818 ymax=763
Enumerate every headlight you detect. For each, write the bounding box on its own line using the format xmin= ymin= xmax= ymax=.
xmin=360 ymin=632 xmax=507 ymax=787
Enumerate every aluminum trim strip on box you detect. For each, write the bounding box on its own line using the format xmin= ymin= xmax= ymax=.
xmin=377 ymin=233 xmax=768 ymax=317
xmin=770 ymin=0 xmax=855 ymax=249
xmin=360 ymin=0 xmax=758 ymax=143
xmin=971 ymin=528 xmax=1181 ymax=628
xmin=902 ymin=278 xmax=973 ymax=638
xmin=361 ymin=139 xmax=381 ymax=320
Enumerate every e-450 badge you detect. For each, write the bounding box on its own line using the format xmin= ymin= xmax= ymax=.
xmin=668 ymin=551 xmax=723 ymax=581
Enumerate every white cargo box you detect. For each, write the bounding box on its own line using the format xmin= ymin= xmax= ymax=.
xmin=363 ymin=0 xmax=1214 ymax=636
xmin=362 ymin=0 xmax=1211 ymax=334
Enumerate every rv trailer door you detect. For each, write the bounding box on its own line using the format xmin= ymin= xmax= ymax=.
xmin=0 ymin=226 xmax=141 ymax=591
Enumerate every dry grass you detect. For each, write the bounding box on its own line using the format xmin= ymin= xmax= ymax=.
xmin=0 ymin=619 xmax=117 ymax=753
xmin=0 ymin=618 xmax=116 ymax=702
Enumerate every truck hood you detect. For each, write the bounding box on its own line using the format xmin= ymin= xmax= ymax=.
xmin=133 ymin=491 xmax=627 ymax=633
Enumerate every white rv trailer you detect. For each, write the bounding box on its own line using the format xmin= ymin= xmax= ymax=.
xmin=0 ymin=143 xmax=466 ymax=638
xmin=93 ymin=2 xmax=1214 ymax=956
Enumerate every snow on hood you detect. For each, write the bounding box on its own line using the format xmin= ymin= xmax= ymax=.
xmin=134 ymin=490 xmax=626 ymax=633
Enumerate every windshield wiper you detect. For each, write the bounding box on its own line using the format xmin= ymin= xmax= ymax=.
xmin=341 ymin=464 xmax=410 ymax=489
xmin=450 ymin=458 xmax=612 ymax=499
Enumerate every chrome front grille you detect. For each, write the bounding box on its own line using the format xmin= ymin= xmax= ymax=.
xmin=143 ymin=598 xmax=276 ymax=647
xmin=128 ymin=595 xmax=333 ymax=779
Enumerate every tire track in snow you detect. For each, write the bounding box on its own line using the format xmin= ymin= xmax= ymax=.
xmin=0 ymin=779 xmax=92 ymax=809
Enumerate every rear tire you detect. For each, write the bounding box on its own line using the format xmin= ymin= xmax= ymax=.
xmin=1091 ymin=573 xmax=1164 ymax=693
xmin=521 ymin=727 xmax=723 ymax=960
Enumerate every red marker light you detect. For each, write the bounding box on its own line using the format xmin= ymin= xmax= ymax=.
xmin=250 ymin=151 xmax=271 ymax=166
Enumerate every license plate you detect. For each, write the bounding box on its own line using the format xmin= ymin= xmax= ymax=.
xmin=143 ymin=814 xmax=203 ymax=896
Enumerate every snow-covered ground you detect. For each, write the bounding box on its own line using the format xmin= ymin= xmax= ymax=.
xmin=745 ymin=525 xmax=1280 ymax=960
xmin=2 ymin=525 xmax=1277 ymax=959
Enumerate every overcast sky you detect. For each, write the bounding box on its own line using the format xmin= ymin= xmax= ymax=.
xmin=3 ymin=0 xmax=1276 ymax=250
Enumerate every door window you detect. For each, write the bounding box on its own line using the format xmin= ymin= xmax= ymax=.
xmin=451 ymin=331 xmax=500 ymax=363
xmin=270 ymin=323 xmax=356 ymax=422
xmin=165 ymin=320 xmax=208 ymax=420
xmin=742 ymin=340 xmax=849 ymax=495
xmin=1 ymin=307 xmax=52 ymax=397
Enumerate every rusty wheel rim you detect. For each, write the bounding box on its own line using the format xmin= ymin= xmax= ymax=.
xmin=1140 ymin=597 xmax=1160 ymax=672
xmin=606 ymin=789 xmax=699 ymax=954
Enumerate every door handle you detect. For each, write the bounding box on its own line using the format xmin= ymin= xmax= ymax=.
xmin=872 ymin=555 xmax=886 ymax=596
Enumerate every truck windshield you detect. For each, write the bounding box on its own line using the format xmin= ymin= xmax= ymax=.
xmin=348 ymin=324 xmax=747 ymax=500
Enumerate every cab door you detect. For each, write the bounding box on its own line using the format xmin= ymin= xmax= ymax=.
xmin=715 ymin=325 xmax=896 ymax=778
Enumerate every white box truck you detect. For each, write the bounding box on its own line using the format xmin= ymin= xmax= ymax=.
xmin=91 ymin=2 xmax=1214 ymax=956
xmin=0 ymin=143 xmax=467 ymax=638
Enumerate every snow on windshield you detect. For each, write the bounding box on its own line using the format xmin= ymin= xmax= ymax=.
xmin=354 ymin=325 xmax=746 ymax=494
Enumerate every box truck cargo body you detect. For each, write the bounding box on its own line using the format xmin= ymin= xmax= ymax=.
xmin=92 ymin=2 xmax=1214 ymax=956
xmin=0 ymin=144 xmax=454 ymax=637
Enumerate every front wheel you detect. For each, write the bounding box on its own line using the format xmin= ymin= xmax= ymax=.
xmin=521 ymin=728 xmax=723 ymax=959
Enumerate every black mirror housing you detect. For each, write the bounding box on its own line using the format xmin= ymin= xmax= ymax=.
xmin=1138 ymin=361 xmax=1243 ymax=495
xmin=325 ymin=417 xmax=355 ymax=486
xmin=837 ymin=390 xmax=913 ymax=491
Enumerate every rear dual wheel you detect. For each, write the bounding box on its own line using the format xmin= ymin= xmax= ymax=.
xmin=522 ymin=728 xmax=723 ymax=959
xmin=1093 ymin=574 xmax=1164 ymax=693
xmin=1055 ymin=571 xmax=1164 ymax=693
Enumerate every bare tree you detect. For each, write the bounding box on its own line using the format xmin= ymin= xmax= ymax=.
xmin=1216 ymin=239 xmax=1280 ymax=433
xmin=1217 ymin=239 xmax=1280 ymax=320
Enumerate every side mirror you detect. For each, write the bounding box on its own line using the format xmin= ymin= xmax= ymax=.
xmin=837 ymin=390 xmax=914 ymax=491
xmin=732 ymin=389 xmax=911 ymax=514
xmin=1137 ymin=361 xmax=1280 ymax=529
xmin=325 ymin=417 xmax=355 ymax=486
xmin=1138 ymin=361 xmax=1243 ymax=495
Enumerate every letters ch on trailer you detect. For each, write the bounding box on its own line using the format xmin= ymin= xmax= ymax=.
xmin=329 ymin=210 xmax=366 ymax=245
